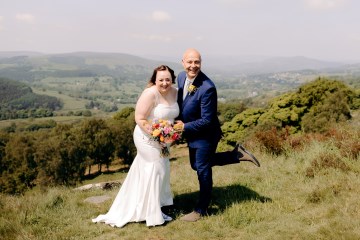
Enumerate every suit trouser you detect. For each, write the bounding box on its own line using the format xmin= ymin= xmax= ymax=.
xmin=211 ymin=149 xmax=238 ymax=166
xmin=189 ymin=145 xmax=215 ymax=215
xmin=189 ymin=145 xmax=238 ymax=214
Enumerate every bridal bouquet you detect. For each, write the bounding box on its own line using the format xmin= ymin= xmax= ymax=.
xmin=148 ymin=118 xmax=182 ymax=157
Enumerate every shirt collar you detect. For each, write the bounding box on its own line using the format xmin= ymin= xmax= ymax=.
xmin=186 ymin=76 xmax=196 ymax=84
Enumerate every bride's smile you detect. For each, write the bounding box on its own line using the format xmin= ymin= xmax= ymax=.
xmin=156 ymin=71 xmax=173 ymax=95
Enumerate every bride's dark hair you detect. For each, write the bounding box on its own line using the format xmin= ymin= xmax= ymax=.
xmin=147 ymin=65 xmax=176 ymax=87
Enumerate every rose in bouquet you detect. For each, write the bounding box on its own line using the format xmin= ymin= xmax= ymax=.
xmin=148 ymin=118 xmax=182 ymax=157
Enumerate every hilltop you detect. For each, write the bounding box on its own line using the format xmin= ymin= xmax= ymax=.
xmin=0 ymin=51 xmax=359 ymax=122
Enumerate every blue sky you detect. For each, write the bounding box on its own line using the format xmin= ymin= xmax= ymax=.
xmin=0 ymin=0 xmax=359 ymax=61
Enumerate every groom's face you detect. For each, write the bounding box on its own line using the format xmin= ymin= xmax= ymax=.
xmin=182 ymin=52 xmax=201 ymax=80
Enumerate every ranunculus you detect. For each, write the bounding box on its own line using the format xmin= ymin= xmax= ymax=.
xmin=152 ymin=129 xmax=161 ymax=137
xmin=148 ymin=118 xmax=182 ymax=157
xmin=172 ymin=132 xmax=179 ymax=140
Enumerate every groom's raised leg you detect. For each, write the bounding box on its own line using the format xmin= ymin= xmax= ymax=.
xmin=236 ymin=144 xmax=260 ymax=167
xmin=210 ymin=149 xmax=239 ymax=166
xmin=211 ymin=144 xmax=260 ymax=167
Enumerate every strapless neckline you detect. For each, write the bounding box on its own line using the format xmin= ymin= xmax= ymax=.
xmin=157 ymin=102 xmax=177 ymax=107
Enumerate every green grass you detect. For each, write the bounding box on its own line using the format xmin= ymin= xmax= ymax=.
xmin=1 ymin=136 xmax=359 ymax=240
xmin=32 ymin=88 xmax=88 ymax=111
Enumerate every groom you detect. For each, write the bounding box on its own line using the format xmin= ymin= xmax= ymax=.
xmin=175 ymin=48 xmax=260 ymax=222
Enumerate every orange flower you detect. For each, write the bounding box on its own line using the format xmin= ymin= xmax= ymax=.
xmin=152 ymin=129 xmax=161 ymax=137
xmin=148 ymin=118 xmax=183 ymax=157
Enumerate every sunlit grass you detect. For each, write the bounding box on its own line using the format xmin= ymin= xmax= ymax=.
xmin=1 ymin=131 xmax=359 ymax=239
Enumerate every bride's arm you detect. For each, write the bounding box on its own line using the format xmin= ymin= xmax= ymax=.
xmin=135 ymin=88 xmax=155 ymax=133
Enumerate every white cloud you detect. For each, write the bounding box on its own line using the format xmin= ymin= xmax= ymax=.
xmin=16 ymin=13 xmax=35 ymax=23
xmin=195 ymin=36 xmax=204 ymax=41
xmin=151 ymin=11 xmax=171 ymax=22
xmin=305 ymin=0 xmax=347 ymax=10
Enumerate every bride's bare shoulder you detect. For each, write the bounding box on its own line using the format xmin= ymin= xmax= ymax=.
xmin=140 ymin=86 xmax=157 ymax=99
xmin=171 ymin=86 xmax=178 ymax=94
xmin=171 ymin=86 xmax=178 ymax=97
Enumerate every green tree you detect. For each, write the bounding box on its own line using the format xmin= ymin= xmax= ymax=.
xmin=218 ymin=100 xmax=247 ymax=124
xmin=110 ymin=120 xmax=136 ymax=165
xmin=302 ymin=91 xmax=351 ymax=132
xmin=0 ymin=133 xmax=37 ymax=194
xmin=79 ymin=119 xmax=115 ymax=172
xmin=34 ymin=125 xmax=87 ymax=186
xmin=0 ymin=132 xmax=10 ymax=174
xmin=113 ymin=106 xmax=135 ymax=120
xmin=219 ymin=78 xmax=357 ymax=149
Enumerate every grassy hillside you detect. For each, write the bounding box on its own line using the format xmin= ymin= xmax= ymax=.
xmin=1 ymin=52 xmax=359 ymax=105
xmin=0 ymin=52 xmax=183 ymax=119
xmin=0 ymin=78 xmax=33 ymax=103
xmin=1 ymin=122 xmax=359 ymax=239
xmin=0 ymin=78 xmax=63 ymax=120
xmin=0 ymin=52 xmax=183 ymax=83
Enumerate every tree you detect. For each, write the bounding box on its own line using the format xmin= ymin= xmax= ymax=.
xmin=302 ymin=91 xmax=351 ymax=132
xmin=34 ymin=125 xmax=87 ymax=186
xmin=0 ymin=133 xmax=37 ymax=194
xmin=78 ymin=119 xmax=115 ymax=172
xmin=219 ymin=78 xmax=358 ymax=149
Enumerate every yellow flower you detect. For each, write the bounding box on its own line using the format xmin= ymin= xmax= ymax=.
xmin=152 ymin=129 xmax=161 ymax=137
xmin=188 ymin=84 xmax=197 ymax=94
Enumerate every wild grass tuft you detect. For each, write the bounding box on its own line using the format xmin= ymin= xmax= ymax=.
xmin=1 ymin=124 xmax=359 ymax=239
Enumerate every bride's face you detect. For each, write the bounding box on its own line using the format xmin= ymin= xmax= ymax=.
xmin=155 ymin=70 xmax=173 ymax=95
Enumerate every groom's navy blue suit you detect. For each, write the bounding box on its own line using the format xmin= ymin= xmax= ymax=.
xmin=177 ymin=70 xmax=222 ymax=214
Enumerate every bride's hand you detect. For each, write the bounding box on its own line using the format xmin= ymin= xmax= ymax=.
xmin=141 ymin=121 xmax=152 ymax=135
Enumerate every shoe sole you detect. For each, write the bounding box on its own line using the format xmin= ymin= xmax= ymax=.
xmin=239 ymin=144 xmax=260 ymax=167
xmin=179 ymin=212 xmax=201 ymax=222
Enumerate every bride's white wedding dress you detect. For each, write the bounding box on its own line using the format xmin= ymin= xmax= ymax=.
xmin=92 ymin=91 xmax=179 ymax=228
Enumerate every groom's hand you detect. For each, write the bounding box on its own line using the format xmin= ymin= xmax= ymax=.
xmin=173 ymin=120 xmax=184 ymax=132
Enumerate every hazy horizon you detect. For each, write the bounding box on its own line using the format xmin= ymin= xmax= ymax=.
xmin=1 ymin=0 xmax=360 ymax=62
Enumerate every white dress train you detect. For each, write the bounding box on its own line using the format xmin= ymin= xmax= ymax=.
xmin=92 ymin=97 xmax=179 ymax=228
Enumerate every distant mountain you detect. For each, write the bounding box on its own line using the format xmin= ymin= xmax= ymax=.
xmin=0 ymin=51 xmax=358 ymax=82
xmin=0 ymin=51 xmax=183 ymax=83
xmin=204 ymin=56 xmax=346 ymax=75
xmin=144 ymin=53 xmax=352 ymax=75
xmin=0 ymin=51 xmax=43 ymax=59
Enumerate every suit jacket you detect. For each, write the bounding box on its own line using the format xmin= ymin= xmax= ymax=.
xmin=177 ymin=71 xmax=222 ymax=148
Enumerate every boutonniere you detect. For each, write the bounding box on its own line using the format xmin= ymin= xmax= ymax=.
xmin=188 ymin=84 xmax=198 ymax=95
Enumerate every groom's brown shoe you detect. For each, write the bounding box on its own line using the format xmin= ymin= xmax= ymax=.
xmin=180 ymin=211 xmax=201 ymax=222
xmin=236 ymin=144 xmax=260 ymax=167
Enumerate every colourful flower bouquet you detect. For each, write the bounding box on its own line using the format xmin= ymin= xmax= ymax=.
xmin=148 ymin=118 xmax=182 ymax=157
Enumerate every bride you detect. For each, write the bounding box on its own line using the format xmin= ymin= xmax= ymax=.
xmin=92 ymin=65 xmax=179 ymax=227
